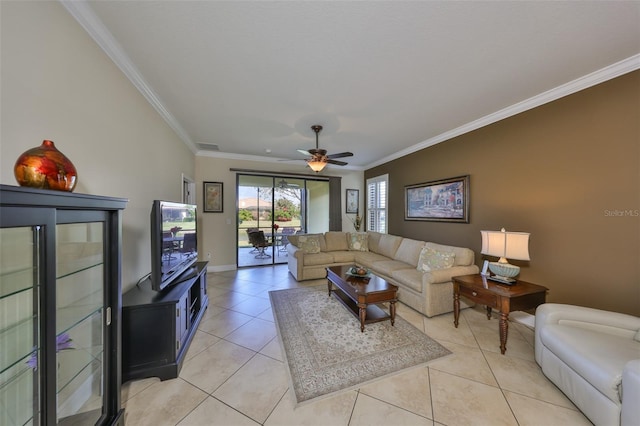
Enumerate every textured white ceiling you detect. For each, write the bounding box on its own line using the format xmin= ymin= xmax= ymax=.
xmin=68 ymin=1 xmax=640 ymax=170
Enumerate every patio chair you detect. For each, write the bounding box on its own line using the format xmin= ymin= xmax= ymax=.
xmin=279 ymin=226 xmax=296 ymax=254
xmin=248 ymin=230 xmax=272 ymax=259
xmin=181 ymin=232 xmax=196 ymax=256
xmin=245 ymin=228 xmax=259 ymax=253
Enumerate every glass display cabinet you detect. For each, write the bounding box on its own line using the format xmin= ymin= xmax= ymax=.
xmin=0 ymin=185 xmax=126 ymax=425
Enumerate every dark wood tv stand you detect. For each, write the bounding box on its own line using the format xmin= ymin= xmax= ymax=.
xmin=122 ymin=261 xmax=209 ymax=382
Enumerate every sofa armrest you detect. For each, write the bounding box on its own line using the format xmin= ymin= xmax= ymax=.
xmin=622 ymin=360 xmax=640 ymax=426
xmin=286 ymin=244 xmax=305 ymax=280
xmin=423 ymin=265 xmax=480 ymax=285
xmin=535 ymin=304 xmax=640 ymax=336
xmin=535 ymin=303 xmax=640 ymax=365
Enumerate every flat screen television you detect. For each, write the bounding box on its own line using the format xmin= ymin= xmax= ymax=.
xmin=150 ymin=200 xmax=198 ymax=292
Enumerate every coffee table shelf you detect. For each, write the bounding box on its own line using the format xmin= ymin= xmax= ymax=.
xmin=326 ymin=265 xmax=398 ymax=332
xmin=331 ymin=287 xmax=391 ymax=324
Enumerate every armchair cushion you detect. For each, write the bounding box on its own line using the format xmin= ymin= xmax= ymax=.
xmin=538 ymin=324 xmax=636 ymax=402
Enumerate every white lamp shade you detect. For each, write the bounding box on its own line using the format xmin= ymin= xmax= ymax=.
xmin=481 ymin=228 xmax=530 ymax=261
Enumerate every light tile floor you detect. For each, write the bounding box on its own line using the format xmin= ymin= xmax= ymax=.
xmin=121 ymin=265 xmax=592 ymax=426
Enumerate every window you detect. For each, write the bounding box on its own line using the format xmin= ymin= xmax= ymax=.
xmin=366 ymin=174 xmax=388 ymax=233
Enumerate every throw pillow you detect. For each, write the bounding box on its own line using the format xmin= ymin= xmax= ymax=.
xmin=417 ymin=247 xmax=455 ymax=272
xmin=348 ymin=232 xmax=369 ymax=251
xmin=298 ymin=235 xmax=321 ymax=254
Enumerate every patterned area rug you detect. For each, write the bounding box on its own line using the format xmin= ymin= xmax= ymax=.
xmin=269 ymin=286 xmax=451 ymax=406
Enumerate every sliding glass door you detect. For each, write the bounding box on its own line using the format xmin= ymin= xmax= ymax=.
xmin=237 ymin=174 xmax=329 ymax=267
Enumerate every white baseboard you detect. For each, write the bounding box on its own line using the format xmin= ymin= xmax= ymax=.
xmin=510 ymin=311 xmax=535 ymax=329
xmin=207 ymin=264 xmax=236 ymax=273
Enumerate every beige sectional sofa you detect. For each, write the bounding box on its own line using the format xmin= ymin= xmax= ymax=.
xmin=286 ymin=231 xmax=479 ymax=317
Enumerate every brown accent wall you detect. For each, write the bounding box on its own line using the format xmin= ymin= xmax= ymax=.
xmin=366 ymin=71 xmax=639 ymax=316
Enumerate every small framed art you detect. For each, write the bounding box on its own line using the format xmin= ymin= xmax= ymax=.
xmin=346 ymin=189 xmax=359 ymax=214
xmin=203 ymin=181 xmax=223 ymax=213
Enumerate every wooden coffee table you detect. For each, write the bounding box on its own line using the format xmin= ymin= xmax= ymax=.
xmin=452 ymin=274 xmax=548 ymax=354
xmin=326 ymin=265 xmax=398 ymax=332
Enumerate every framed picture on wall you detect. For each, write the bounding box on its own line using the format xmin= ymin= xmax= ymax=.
xmin=405 ymin=175 xmax=469 ymax=222
xmin=346 ymin=189 xmax=359 ymax=214
xmin=203 ymin=181 xmax=223 ymax=213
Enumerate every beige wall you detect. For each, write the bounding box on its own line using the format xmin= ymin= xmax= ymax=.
xmin=366 ymin=71 xmax=640 ymax=316
xmin=1 ymin=2 xmax=195 ymax=292
xmin=195 ymin=155 xmax=363 ymax=270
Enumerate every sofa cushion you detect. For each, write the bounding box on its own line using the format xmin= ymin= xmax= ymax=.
xmin=394 ymin=238 xmax=425 ymax=267
xmin=391 ymin=268 xmax=423 ymax=293
xmin=297 ymin=234 xmax=322 ymax=254
xmin=417 ymin=246 xmax=455 ymax=272
xmin=377 ymin=234 xmax=403 ymax=258
xmin=303 ymin=252 xmax=335 ymax=266
xmin=539 ymin=324 xmax=640 ymax=403
xmin=331 ymin=250 xmax=356 ymax=263
xmin=366 ymin=231 xmax=383 ymax=253
xmin=348 ymin=232 xmax=369 ymax=251
xmin=354 ymin=252 xmax=390 ymax=268
xmin=425 ymin=242 xmax=473 ymax=266
xmin=373 ymin=259 xmax=414 ymax=277
xmin=324 ymin=231 xmax=349 ymax=252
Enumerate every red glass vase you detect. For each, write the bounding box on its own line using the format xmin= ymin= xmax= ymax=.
xmin=14 ymin=140 xmax=78 ymax=192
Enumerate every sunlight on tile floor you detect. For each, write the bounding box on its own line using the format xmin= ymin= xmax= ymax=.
xmin=121 ymin=265 xmax=591 ymax=426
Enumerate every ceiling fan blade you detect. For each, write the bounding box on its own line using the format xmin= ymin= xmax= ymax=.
xmin=326 ymin=159 xmax=348 ymax=166
xmin=326 ymin=152 xmax=353 ymax=159
xmin=297 ymin=149 xmax=311 ymax=156
xmin=306 ymin=148 xmax=326 ymax=157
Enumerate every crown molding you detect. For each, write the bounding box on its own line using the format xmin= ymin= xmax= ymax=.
xmin=366 ymin=54 xmax=640 ymax=169
xmin=60 ymin=0 xmax=199 ymax=154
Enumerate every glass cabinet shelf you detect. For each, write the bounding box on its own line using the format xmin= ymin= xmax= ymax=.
xmin=58 ymin=344 xmax=102 ymax=393
xmin=0 ymin=357 xmax=36 ymax=426
xmin=0 ymin=266 xmax=36 ymax=299
xmin=57 ymin=258 xmax=103 ymax=281
xmin=57 ymin=296 xmax=102 ymax=336
xmin=0 ymin=316 xmax=35 ymax=373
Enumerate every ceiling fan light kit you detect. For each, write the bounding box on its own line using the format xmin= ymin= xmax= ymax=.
xmin=307 ymin=159 xmax=327 ymax=172
xmin=298 ymin=125 xmax=354 ymax=173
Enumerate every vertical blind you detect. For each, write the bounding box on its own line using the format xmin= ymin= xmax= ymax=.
xmin=366 ymin=174 xmax=388 ymax=233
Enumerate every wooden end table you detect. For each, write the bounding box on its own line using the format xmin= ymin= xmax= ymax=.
xmin=327 ymin=265 xmax=398 ymax=332
xmin=452 ymin=274 xmax=548 ymax=354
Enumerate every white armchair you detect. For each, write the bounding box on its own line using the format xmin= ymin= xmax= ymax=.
xmin=535 ymin=303 xmax=640 ymax=426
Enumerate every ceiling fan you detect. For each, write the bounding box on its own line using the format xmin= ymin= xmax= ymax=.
xmin=277 ymin=178 xmax=299 ymax=189
xmin=297 ymin=125 xmax=353 ymax=172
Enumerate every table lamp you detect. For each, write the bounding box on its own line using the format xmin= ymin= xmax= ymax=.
xmin=480 ymin=228 xmax=530 ymax=284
